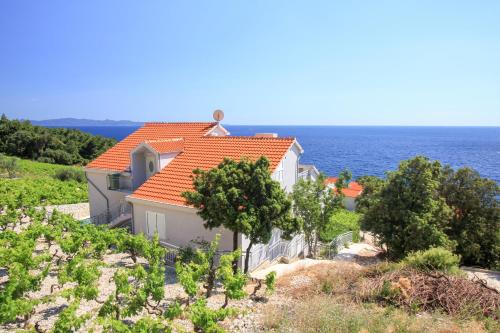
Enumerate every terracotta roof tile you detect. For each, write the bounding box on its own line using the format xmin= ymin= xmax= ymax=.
xmin=86 ymin=122 xmax=218 ymax=171
xmin=129 ymin=136 xmax=296 ymax=206
xmin=325 ymin=178 xmax=363 ymax=198
xmin=145 ymin=138 xmax=185 ymax=154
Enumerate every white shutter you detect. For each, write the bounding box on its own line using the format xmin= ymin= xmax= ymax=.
xmin=156 ymin=213 xmax=166 ymax=240
xmin=146 ymin=211 xmax=166 ymax=239
xmin=146 ymin=211 xmax=156 ymax=237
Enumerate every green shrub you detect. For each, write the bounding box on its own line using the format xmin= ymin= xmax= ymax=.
xmin=403 ymin=247 xmax=460 ymax=274
xmin=164 ymin=301 xmax=183 ymax=320
xmin=320 ymin=209 xmax=361 ymax=242
xmin=265 ymin=271 xmax=277 ymax=294
xmin=321 ymin=280 xmax=334 ymax=294
xmin=0 ymin=155 xmax=20 ymax=178
xmin=54 ymin=168 xmax=85 ymax=182
xmin=189 ymin=299 xmax=231 ymax=333
xmin=40 ymin=149 xmax=74 ymax=165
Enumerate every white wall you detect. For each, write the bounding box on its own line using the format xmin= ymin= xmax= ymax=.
xmin=131 ymin=199 xmax=237 ymax=251
xmin=344 ymin=197 xmax=356 ymax=211
xmin=86 ymin=170 xmax=130 ymax=218
xmin=272 ymin=144 xmax=300 ymax=193
xmin=159 ymin=152 xmax=178 ymax=170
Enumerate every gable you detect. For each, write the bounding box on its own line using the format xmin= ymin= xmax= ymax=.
xmin=86 ymin=122 xmax=218 ymax=172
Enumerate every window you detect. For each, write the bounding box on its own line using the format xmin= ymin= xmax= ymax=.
xmin=146 ymin=211 xmax=166 ymax=239
xmin=276 ymin=161 xmax=284 ymax=182
xmin=148 ymin=161 xmax=155 ymax=173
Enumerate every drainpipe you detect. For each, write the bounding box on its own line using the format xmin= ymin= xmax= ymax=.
xmin=85 ymin=171 xmax=110 ymax=220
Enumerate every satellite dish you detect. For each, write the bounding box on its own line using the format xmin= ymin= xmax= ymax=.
xmin=213 ymin=109 xmax=224 ymax=122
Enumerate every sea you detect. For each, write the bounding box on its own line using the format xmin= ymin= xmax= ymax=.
xmin=67 ymin=126 xmax=500 ymax=184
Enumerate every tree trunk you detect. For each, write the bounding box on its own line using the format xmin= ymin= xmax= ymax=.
xmin=205 ymin=257 xmax=216 ymax=298
xmin=244 ymin=241 xmax=254 ymax=274
xmin=313 ymin=231 xmax=319 ymax=258
xmin=232 ymin=231 xmax=239 ymax=273
xmin=305 ymin=234 xmax=313 ymax=258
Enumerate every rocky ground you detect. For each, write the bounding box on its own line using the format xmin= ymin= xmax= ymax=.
xmin=7 ymin=236 xmax=496 ymax=333
xmin=0 ymin=237 xmax=376 ymax=333
xmin=44 ymin=203 xmax=90 ymax=220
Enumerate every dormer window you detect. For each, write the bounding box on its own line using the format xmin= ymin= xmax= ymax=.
xmin=130 ymin=138 xmax=185 ymax=190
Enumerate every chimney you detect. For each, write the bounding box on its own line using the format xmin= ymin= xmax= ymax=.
xmin=255 ymin=133 xmax=278 ymax=138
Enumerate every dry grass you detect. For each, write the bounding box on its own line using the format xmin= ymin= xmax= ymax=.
xmin=262 ymin=295 xmax=494 ymax=333
xmin=262 ymin=261 xmax=500 ymax=333
xmin=276 ymin=262 xmax=362 ymax=298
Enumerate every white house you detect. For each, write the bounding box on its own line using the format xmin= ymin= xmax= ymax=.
xmin=85 ymin=119 xmax=305 ymax=270
xmin=325 ymin=177 xmax=363 ymax=211
xmin=298 ymin=164 xmax=320 ymax=181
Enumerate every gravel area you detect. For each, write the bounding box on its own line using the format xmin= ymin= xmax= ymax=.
xmin=44 ymin=202 xmax=90 ymax=220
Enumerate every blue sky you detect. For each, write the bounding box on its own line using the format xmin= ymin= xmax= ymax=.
xmin=1 ymin=1 xmax=499 ymax=126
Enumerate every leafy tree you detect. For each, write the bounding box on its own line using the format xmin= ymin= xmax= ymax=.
xmin=183 ymin=157 xmax=300 ymax=273
xmin=361 ymin=156 xmax=454 ymax=259
xmin=440 ymin=167 xmax=500 ymax=269
xmin=0 ymin=114 xmax=115 ymax=165
xmin=355 ymin=175 xmax=386 ymax=214
xmin=291 ymin=172 xmax=349 ymax=257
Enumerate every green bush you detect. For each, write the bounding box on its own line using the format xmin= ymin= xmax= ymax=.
xmin=0 ymin=155 xmax=20 ymax=178
xmin=54 ymin=168 xmax=85 ymax=182
xmin=403 ymin=247 xmax=461 ymax=274
xmin=320 ymin=209 xmax=361 ymax=242
xmin=39 ymin=149 xmax=75 ymax=165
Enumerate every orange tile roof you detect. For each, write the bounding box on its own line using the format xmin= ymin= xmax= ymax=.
xmin=86 ymin=122 xmax=218 ymax=171
xmin=326 ymin=177 xmax=338 ymax=184
xmin=145 ymin=138 xmax=185 ymax=154
xmin=129 ymin=136 xmax=296 ymax=206
xmin=325 ymin=178 xmax=363 ymax=198
xmin=342 ymin=187 xmax=363 ymax=198
xmin=349 ymin=181 xmax=363 ymax=191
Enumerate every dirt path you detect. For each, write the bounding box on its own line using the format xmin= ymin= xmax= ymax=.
xmin=462 ymin=267 xmax=500 ymax=292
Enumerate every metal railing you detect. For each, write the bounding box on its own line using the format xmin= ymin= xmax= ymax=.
xmin=82 ymin=202 xmax=131 ymax=226
xmin=159 ymin=241 xmax=180 ymax=266
xmin=242 ymin=233 xmax=306 ymax=271
xmin=322 ymin=231 xmax=353 ymax=259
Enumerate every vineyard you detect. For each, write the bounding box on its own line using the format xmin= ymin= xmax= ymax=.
xmin=0 ymin=205 xmax=275 ymax=333
xmin=0 ymin=159 xmax=88 ymax=207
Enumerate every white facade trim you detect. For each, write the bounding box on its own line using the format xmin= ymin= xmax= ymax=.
xmin=205 ymin=124 xmax=230 ymax=136
xmin=126 ymin=195 xmax=195 ymax=213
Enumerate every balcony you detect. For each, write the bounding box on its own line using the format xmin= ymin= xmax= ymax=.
xmin=107 ymin=173 xmax=132 ymax=193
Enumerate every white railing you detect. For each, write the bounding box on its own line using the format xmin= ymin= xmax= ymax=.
xmin=83 ymin=202 xmax=131 ymax=226
xmin=243 ymin=233 xmax=306 ymax=271
xmin=322 ymin=231 xmax=353 ymax=259
xmin=159 ymin=241 xmax=180 ymax=266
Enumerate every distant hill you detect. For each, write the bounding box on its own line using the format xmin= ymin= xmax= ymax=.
xmin=30 ymin=118 xmax=144 ymax=127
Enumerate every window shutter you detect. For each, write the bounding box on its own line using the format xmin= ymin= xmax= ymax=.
xmin=156 ymin=213 xmax=166 ymax=240
xmin=146 ymin=211 xmax=156 ymax=237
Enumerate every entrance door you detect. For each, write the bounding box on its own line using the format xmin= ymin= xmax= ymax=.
xmin=145 ymin=155 xmax=156 ymax=179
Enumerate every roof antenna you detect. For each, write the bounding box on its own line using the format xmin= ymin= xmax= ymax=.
xmin=213 ymin=109 xmax=224 ymax=123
